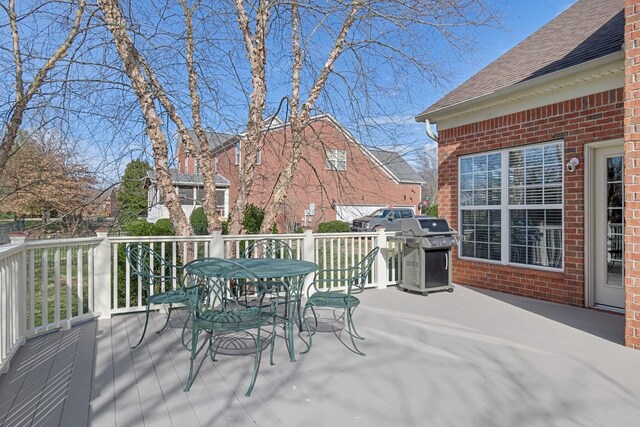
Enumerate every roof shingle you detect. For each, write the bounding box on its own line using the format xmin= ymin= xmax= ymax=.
xmin=418 ymin=0 xmax=624 ymax=118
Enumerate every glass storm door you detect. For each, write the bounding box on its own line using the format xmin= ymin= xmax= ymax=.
xmin=594 ymin=147 xmax=624 ymax=308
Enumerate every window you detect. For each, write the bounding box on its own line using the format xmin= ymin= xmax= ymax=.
xmin=235 ymin=141 xmax=241 ymax=165
xmin=459 ymin=141 xmax=563 ymax=269
xmin=326 ymin=149 xmax=347 ymax=171
xmin=178 ymin=186 xmax=194 ymax=206
xmin=256 ymin=149 xmax=262 ymax=165
xmin=460 ymin=153 xmax=502 ymax=262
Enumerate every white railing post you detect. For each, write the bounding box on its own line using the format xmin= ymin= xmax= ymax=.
xmin=94 ymin=229 xmax=112 ymax=319
xmin=376 ymin=228 xmax=389 ymax=289
xmin=302 ymin=228 xmax=315 ymax=263
xmin=9 ymin=232 xmax=27 ymax=357
xmin=210 ymin=229 xmax=224 ymax=258
xmin=301 ymin=228 xmax=316 ymax=294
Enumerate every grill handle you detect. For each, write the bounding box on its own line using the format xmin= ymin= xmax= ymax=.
xmin=445 ymin=253 xmax=448 ymax=270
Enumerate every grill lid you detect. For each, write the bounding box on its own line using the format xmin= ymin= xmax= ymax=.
xmin=401 ymin=217 xmax=453 ymax=236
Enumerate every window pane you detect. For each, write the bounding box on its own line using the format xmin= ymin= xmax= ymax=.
xmin=544 ymin=187 xmax=562 ymax=204
xmin=544 ymin=144 xmax=562 ymax=163
xmin=474 ymin=172 xmax=487 ymax=189
xmin=526 ymin=147 xmax=543 ymax=165
xmin=488 ymin=189 xmax=501 ymax=205
xmin=509 ymin=167 xmax=524 ymax=187
xmin=459 ymin=152 xmax=501 ymax=207
xmin=460 ymin=209 xmax=501 ymax=261
xmin=473 ymin=156 xmax=487 ymax=172
xmin=544 ymin=165 xmax=562 ymax=184
xmin=509 ymin=151 xmax=524 ymax=168
xmin=179 ymin=187 xmax=193 ymax=206
xmin=461 ymin=174 xmax=473 ymax=190
xmin=488 ymin=153 xmax=501 ymax=171
xmin=474 ymin=190 xmax=487 ymax=205
xmin=526 ymin=166 xmax=543 ymax=185
xmin=509 ymin=209 xmax=562 ymax=268
xmin=488 ymin=170 xmax=501 ymax=187
xmin=608 ymin=157 xmax=623 ymax=181
xmin=461 ymin=191 xmax=473 ymax=206
xmin=510 ymin=142 xmax=562 ymax=206
xmin=216 ymin=190 xmax=225 ymax=207
xmin=460 ymin=157 xmax=473 ymax=174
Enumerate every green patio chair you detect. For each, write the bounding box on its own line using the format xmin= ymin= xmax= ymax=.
xmin=242 ymin=238 xmax=294 ymax=259
xmin=182 ymin=257 xmax=279 ymax=397
xmin=300 ymin=246 xmax=380 ymax=356
xmin=241 ymin=239 xmax=299 ymax=358
xmin=126 ymin=244 xmax=188 ymax=349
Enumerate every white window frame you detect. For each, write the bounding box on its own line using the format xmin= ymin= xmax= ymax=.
xmin=256 ymin=148 xmax=262 ymax=165
xmin=326 ymin=149 xmax=347 ymax=171
xmin=458 ymin=140 xmax=564 ymax=272
xmin=235 ymin=141 xmax=241 ymax=166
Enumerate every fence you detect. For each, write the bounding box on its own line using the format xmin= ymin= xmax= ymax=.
xmin=0 ymin=229 xmax=400 ymax=373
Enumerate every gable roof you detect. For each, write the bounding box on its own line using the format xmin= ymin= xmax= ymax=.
xmin=187 ymin=130 xmax=236 ymax=151
xmin=417 ymin=0 xmax=624 ymax=120
xmin=366 ymin=148 xmax=424 ymax=184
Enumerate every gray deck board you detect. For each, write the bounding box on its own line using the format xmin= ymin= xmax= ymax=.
xmin=110 ymin=315 xmax=144 ymax=427
xmin=89 ymin=318 xmax=116 ymax=426
xmin=2 ymin=286 xmax=640 ymax=426
xmin=58 ymin=321 xmax=95 ymax=427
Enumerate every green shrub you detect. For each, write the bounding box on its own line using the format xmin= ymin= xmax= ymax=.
xmin=243 ymin=204 xmax=264 ymax=234
xmin=425 ymin=204 xmax=438 ymax=217
xmin=317 ymin=220 xmax=350 ymax=233
xmin=190 ymin=207 xmax=208 ymax=235
xmin=124 ymin=219 xmax=152 ymax=236
xmin=152 ymin=218 xmax=175 ymax=236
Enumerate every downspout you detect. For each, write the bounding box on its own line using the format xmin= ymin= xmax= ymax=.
xmin=424 ymin=119 xmax=438 ymax=143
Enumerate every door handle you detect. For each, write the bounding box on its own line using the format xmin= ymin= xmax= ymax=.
xmin=444 ymin=253 xmax=448 ymax=270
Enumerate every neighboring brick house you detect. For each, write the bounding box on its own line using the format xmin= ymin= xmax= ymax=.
xmin=177 ymin=114 xmax=423 ymax=231
xmin=416 ymin=0 xmax=640 ymax=349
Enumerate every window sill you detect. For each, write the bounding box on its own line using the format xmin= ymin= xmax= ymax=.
xmin=457 ymin=255 xmax=564 ymax=274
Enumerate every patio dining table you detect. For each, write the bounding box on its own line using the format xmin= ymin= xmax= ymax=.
xmin=186 ymin=257 xmax=318 ymax=361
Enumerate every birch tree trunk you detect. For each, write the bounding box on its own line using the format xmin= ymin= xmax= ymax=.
xmin=229 ymin=0 xmax=271 ymax=235
xmin=259 ymin=0 xmax=362 ymax=233
xmin=97 ymin=0 xmax=191 ymax=237
xmin=180 ymin=0 xmax=221 ymax=232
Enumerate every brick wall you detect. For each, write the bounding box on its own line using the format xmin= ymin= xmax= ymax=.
xmin=438 ymin=88 xmax=624 ymax=305
xmin=624 ymin=0 xmax=640 ymax=349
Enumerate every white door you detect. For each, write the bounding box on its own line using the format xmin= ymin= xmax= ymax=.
xmin=594 ymin=146 xmax=624 ymax=309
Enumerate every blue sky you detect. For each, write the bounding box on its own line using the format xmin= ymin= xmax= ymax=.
xmin=381 ymin=0 xmax=578 ymax=158
xmin=4 ymin=1 xmax=579 ymax=181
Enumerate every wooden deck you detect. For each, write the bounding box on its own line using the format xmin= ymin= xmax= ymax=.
xmin=2 ymin=285 xmax=640 ymax=427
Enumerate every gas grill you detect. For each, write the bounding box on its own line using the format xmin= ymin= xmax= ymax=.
xmin=389 ymin=217 xmax=459 ymax=295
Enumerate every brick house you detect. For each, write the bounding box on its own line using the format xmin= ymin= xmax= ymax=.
xmin=177 ymin=114 xmax=423 ymax=231
xmin=416 ymin=0 xmax=640 ymax=348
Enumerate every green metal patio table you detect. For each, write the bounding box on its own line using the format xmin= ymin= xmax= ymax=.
xmin=186 ymin=257 xmax=318 ymax=361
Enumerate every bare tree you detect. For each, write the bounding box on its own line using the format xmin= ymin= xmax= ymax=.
xmin=419 ymin=143 xmax=438 ymax=208
xmin=226 ymin=0 xmax=497 ymax=233
xmin=0 ymin=0 xmax=86 ymax=184
xmin=97 ymin=0 xmax=192 ymax=236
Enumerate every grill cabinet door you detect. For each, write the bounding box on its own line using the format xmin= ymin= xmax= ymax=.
xmin=424 ymin=249 xmax=449 ymax=289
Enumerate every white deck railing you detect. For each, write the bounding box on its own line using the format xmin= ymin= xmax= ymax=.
xmin=0 ymin=229 xmax=401 ymax=373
